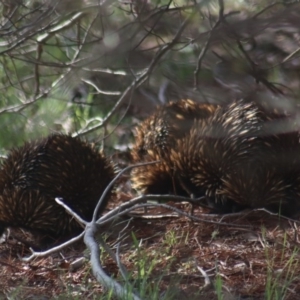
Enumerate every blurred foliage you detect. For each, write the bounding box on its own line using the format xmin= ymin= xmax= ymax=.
xmin=1 ymin=0 xmax=300 ymax=150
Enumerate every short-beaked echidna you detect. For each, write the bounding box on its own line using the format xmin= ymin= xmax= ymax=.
xmin=219 ymin=100 xmax=300 ymax=215
xmin=131 ymin=99 xmax=219 ymax=195
xmin=0 ymin=134 xmax=115 ymax=241
xmin=169 ymin=99 xmax=300 ymax=214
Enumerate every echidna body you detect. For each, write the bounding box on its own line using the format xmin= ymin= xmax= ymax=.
xmin=132 ymin=99 xmax=218 ymax=160
xmin=221 ymin=120 xmax=300 ymax=213
xmin=220 ymin=165 xmax=299 ymax=214
xmin=131 ymin=99 xmax=218 ymax=195
xmin=169 ymin=101 xmax=264 ymax=200
xmin=170 ymin=99 xmax=300 ymax=214
xmin=0 ymin=134 xmax=115 ymax=239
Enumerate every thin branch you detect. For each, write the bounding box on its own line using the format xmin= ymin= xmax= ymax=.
xmin=92 ymin=161 xmax=160 ymax=222
xmin=98 ymin=237 xmax=129 ymax=281
xmin=74 ymin=10 xmax=195 ymax=137
xmin=22 ymin=231 xmax=85 ymax=262
xmin=195 ymin=263 xmax=212 ymax=291
xmin=98 ymin=194 xmax=204 ymax=223
xmin=82 ymin=79 xmax=121 ymax=96
xmin=193 ymin=0 xmax=226 ymax=89
xmin=84 ymin=223 xmax=141 ymax=300
xmin=55 ymin=197 xmax=88 ymax=227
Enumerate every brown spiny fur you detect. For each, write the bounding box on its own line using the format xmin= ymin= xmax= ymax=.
xmin=168 ymin=101 xmax=263 ymax=208
xmin=170 ymin=99 xmax=300 ymax=215
xmin=131 ymin=99 xmax=218 ymax=195
xmin=219 ymin=100 xmax=300 ymax=215
xmin=132 ymin=99 xmax=219 ymax=161
xmin=0 ymin=134 xmax=115 ymax=242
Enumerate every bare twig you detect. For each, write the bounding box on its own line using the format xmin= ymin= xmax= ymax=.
xmin=98 ymin=236 xmax=129 ymax=280
xmin=74 ymin=10 xmax=194 ymax=137
xmin=92 ymin=161 xmax=159 ymax=222
xmin=55 ymin=197 xmax=88 ymax=227
xmin=196 ymin=264 xmax=212 ymax=291
xmin=194 ymin=0 xmax=226 ymax=89
xmin=22 ymin=231 xmax=85 ymax=262
xmin=84 ymin=223 xmax=141 ymax=300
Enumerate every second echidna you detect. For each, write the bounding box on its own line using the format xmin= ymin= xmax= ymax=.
xmin=169 ymin=99 xmax=300 ymax=215
xmin=132 ymin=99 xmax=218 ymax=160
xmin=131 ymin=99 xmax=219 ymax=195
xmin=219 ymin=100 xmax=300 ymax=215
xmin=0 ymin=134 xmax=115 ymax=243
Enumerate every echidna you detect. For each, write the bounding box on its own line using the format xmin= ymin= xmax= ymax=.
xmin=167 ymin=100 xmax=262 ymax=211
xmin=170 ymin=99 xmax=300 ymax=215
xmin=219 ymin=100 xmax=300 ymax=215
xmin=132 ymin=99 xmax=218 ymax=160
xmin=131 ymin=99 xmax=218 ymax=195
xmin=0 ymin=134 xmax=115 ymax=242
